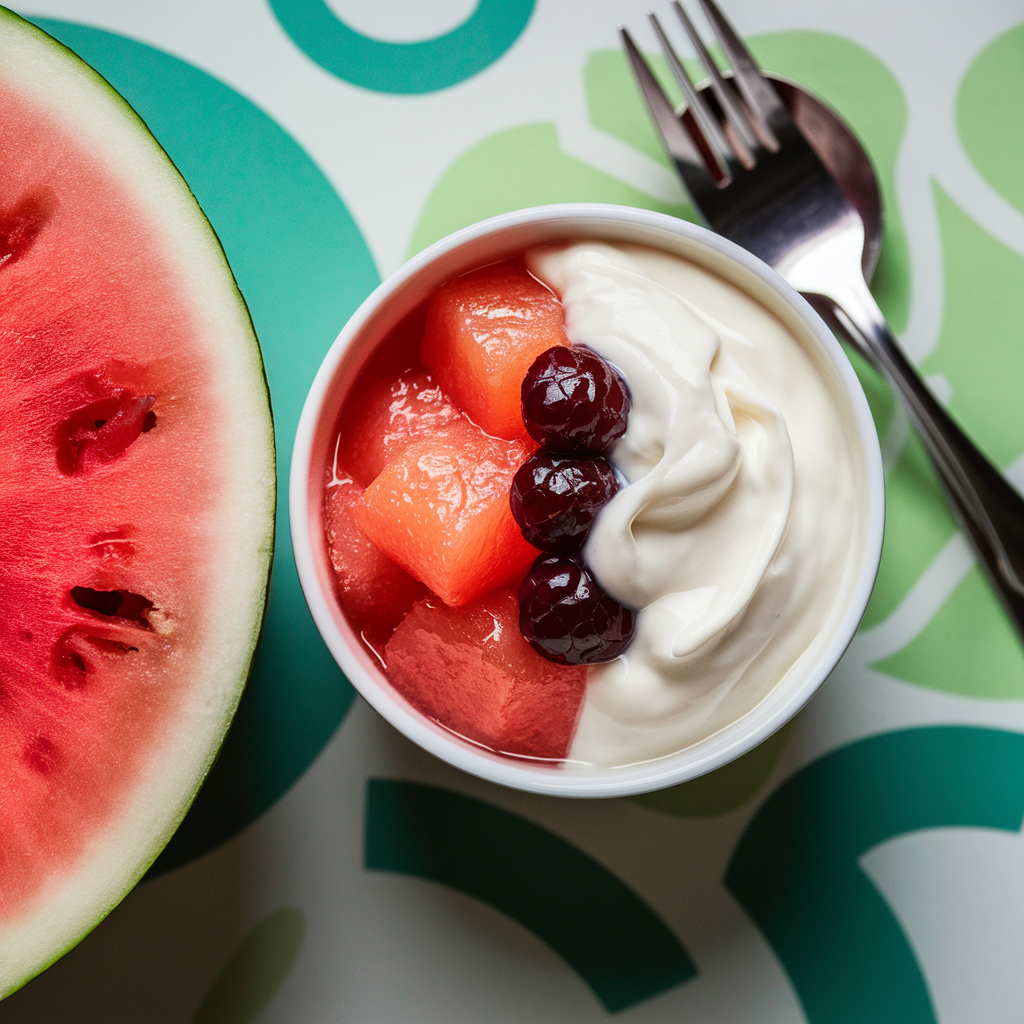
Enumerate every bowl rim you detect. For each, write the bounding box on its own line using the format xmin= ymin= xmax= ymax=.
xmin=290 ymin=202 xmax=885 ymax=798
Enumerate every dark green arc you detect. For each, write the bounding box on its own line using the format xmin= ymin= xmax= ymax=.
xmin=365 ymin=779 xmax=696 ymax=1013
xmin=725 ymin=727 xmax=1024 ymax=1024
xmin=267 ymin=0 xmax=535 ymax=95
xmin=27 ymin=18 xmax=381 ymax=874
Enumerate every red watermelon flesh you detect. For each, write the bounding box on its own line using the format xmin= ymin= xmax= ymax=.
xmin=323 ymin=471 xmax=426 ymax=654
xmin=355 ymin=418 xmax=538 ymax=607
xmin=0 ymin=12 xmax=274 ymax=992
xmin=421 ymin=259 xmax=570 ymax=443
xmin=383 ymin=588 xmax=587 ymax=761
xmin=336 ymin=368 xmax=463 ymax=486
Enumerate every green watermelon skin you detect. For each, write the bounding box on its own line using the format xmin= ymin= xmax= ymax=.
xmin=0 ymin=8 xmax=274 ymax=994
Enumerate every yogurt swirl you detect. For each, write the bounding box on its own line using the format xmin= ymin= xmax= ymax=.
xmin=527 ymin=242 xmax=860 ymax=767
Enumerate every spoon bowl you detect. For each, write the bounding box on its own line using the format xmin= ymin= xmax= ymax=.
xmin=690 ymin=71 xmax=883 ymax=280
xmin=629 ymin=2 xmax=1024 ymax=642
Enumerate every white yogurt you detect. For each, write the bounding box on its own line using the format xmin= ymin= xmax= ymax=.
xmin=526 ymin=242 xmax=861 ymax=768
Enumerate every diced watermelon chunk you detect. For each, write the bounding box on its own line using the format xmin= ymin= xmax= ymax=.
xmin=323 ymin=473 xmax=426 ymax=651
xmin=384 ymin=587 xmax=587 ymax=761
xmin=336 ymin=368 xmax=463 ymax=486
xmin=422 ymin=260 xmax=570 ymax=442
xmin=355 ymin=419 xmax=538 ymax=607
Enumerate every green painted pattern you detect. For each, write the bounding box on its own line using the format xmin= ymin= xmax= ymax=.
xmin=876 ymin=564 xmax=1024 ymax=698
xmin=957 ymin=23 xmax=1024 ymax=215
xmin=844 ymin=342 xmax=898 ymax=452
xmin=923 ymin=182 xmax=1024 ymax=469
xmin=365 ymin=779 xmax=696 ymax=1012
xmin=191 ymin=908 xmax=304 ymax=1024
xmin=407 ymin=122 xmax=694 ymax=257
xmin=630 ymin=725 xmax=790 ymax=818
xmin=726 ymin=727 xmax=1024 ymax=1024
xmin=583 ymin=49 xmax=681 ymax=166
xmin=30 ymin=19 xmax=380 ymax=873
xmin=861 ymin=430 xmax=958 ymax=630
xmin=268 ymin=0 xmax=535 ymax=95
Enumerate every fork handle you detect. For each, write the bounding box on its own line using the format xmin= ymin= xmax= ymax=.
xmin=814 ymin=284 xmax=1024 ymax=629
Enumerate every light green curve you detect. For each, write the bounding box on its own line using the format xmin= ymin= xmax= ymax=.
xmin=957 ymin=22 xmax=1024 ymax=215
xmin=860 ymin=428 xmax=958 ymax=630
xmin=870 ymin=180 xmax=1024 ymax=696
xmin=584 ymin=49 xmax=682 ymax=166
xmin=407 ymin=122 xmax=694 ymax=257
xmin=843 ymin=341 xmax=897 ymax=471
xmin=922 ymin=182 xmax=1024 ymax=468
xmin=875 ymin=561 xmax=1024 ymax=698
xmin=191 ymin=908 xmax=304 ymax=1024
xmin=854 ymin=146 xmax=1024 ymax=638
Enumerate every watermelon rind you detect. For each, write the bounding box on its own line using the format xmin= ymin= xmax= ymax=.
xmin=0 ymin=7 xmax=275 ymax=995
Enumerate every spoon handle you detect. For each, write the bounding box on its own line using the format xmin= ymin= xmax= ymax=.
xmin=819 ymin=284 xmax=1024 ymax=635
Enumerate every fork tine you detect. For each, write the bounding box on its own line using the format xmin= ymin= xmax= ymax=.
xmin=619 ymin=27 xmax=719 ymax=190
xmin=648 ymin=12 xmax=731 ymax=181
xmin=695 ymin=0 xmax=783 ymax=150
xmin=670 ymin=1 xmax=756 ymax=163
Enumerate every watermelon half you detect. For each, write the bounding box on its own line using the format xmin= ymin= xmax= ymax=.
xmin=0 ymin=10 xmax=275 ymax=993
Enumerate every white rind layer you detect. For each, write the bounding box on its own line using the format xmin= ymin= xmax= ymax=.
xmin=0 ymin=9 xmax=275 ymax=995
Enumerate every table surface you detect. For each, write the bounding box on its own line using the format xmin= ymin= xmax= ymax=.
xmin=3 ymin=1 xmax=1024 ymax=1021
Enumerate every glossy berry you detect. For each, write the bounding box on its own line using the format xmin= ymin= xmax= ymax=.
xmin=510 ymin=452 xmax=619 ymax=553
xmin=521 ymin=345 xmax=630 ymax=453
xmin=519 ymin=555 xmax=636 ymax=665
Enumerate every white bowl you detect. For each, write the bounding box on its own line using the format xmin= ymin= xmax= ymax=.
xmin=290 ymin=204 xmax=884 ymax=798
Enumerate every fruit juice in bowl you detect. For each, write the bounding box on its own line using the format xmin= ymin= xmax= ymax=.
xmin=290 ymin=204 xmax=884 ymax=798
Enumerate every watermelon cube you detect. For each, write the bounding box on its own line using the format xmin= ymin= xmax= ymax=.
xmin=323 ymin=473 xmax=426 ymax=651
xmin=384 ymin=587 xmax=587 ymax=761
xmin=422 ymin=260 xmax=570 ymax=442
xmin=336 ymin=368 xmax=463 ymax=485
xmin=355 ymin=418 xmax=538 ymax=607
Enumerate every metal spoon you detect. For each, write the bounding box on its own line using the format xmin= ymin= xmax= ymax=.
xmin=698 ymin=72 xmax=883 ymax=281
xmin=697 ymin=72 xmax=1023 ymax=631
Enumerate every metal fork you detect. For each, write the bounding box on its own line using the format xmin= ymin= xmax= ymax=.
xmin=622 ymin=0 xmax=1024 ymax=638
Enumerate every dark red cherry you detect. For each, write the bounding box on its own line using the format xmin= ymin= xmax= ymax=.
xmin=510 ymin=452 xmax=619 ymax=553
xmin=521 ymin=345 xmax=630 ymax=453
xmin=519 ymin=555 xmax=636 ymax=665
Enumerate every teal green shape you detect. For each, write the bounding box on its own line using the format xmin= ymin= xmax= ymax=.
xmin=875 ymin=564 xmax=1024 ymax=697
xmin=923 ymin=182 xmax=1024 ymax=469
xmin=408 ymin=122 xmax=695 ymax=257
xmin=582 ymin=35 xmax=910 ymax=332
xmin=268 ymin=0 xmax=534 ymax=94
xmin=192 ymin=907 xmax=304 ymax=1024
xmin=958 ymin=23 xmax=1024 ymax=215
xmin=860 ymin=428 xmax=958 ymax=630
xmin=30 ymin=19 xmax=380 ymax=873
xmin=366 ymin=779 xmax=696 ymax=1013
xmin=726 ymin=727 xmax=1024 ymax=1024
xmin=630 ymin=725 xmax=790 ymax=818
